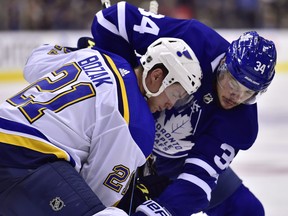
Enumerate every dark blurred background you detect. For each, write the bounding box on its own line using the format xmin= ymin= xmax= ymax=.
xmin=0 ymin=0 xmax=287 ymax=30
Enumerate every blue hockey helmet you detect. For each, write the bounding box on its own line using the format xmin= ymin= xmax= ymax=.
xmin=225 ymin=31 xmax=277 ymax=102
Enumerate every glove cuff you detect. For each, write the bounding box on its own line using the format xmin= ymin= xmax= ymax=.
xmin=136 ymin=200 xmax=172 ymax=216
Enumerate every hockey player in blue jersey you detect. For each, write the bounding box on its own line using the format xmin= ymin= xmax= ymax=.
xmin=0 ymin=38 xmax=202 ymax=215
xmin=89 ymin=2 xmax=277 ymax=216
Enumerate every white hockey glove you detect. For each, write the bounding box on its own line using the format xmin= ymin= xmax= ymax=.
xmin=92 ymin=207 xmax=128 ymax=216
xmin=134 ymin=200 xmax=172 ymax=216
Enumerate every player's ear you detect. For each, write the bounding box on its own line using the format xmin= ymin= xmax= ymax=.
xmin=151 ymin=68 xmax=165 ymax=82
xmin=145 ymin=68 xmax=165 ymax=93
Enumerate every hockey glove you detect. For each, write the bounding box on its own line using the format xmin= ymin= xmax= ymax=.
xmin=77 ymin=37 xmax=95 ymax=49
xmin=64 ymin=37 xmax=95 ymax=51
xmin=117 ymin=175 xmax=171 ymax=214
xmin=138 ymin=175 xmax=171 ymax=198
xmin=133 ymin=200 xmax=172 ymax=216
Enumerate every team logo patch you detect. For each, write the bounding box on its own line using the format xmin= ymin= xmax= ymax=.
xmin=119 ymin=68 xmax=130 ymax=76
xmin=176 ymin=50 xmax=192 ymax=60
xmin=203 ymin=93 xmax=213 ymax=104
xmin=154 ymin=112 xmax=194 ymax=155
xmin=49 ymin=197 xmax=65 ymax=211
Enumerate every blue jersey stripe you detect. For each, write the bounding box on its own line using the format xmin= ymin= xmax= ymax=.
xmin=0 ymin=117 xmax=76 ymax=167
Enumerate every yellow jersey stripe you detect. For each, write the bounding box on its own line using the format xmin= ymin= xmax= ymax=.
xmin=103 ymin=54 xmax=130 ymax=123
xmin=0 ymin=131 xmax=69 ymax=160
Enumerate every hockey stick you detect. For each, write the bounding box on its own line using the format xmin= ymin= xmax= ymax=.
xmin=101 ymin=0 xmax=111 ymax=9
xmin=101 ymin=0 xmax=159 ymax=14
xmin=149 ymin=0 xmax=159 ymax=14
xmin=128 ymin=171 xmax=138 ymax=216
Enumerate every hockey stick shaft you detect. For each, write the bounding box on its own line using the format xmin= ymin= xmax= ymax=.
xmin=149 ymin=0 xmax=159 ymax=14
xmin=101 ymin=0 xmax=111 ymax=9
xmin=101 ymin=0 xmax=158 ymax=14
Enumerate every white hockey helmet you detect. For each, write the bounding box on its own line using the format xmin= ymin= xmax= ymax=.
xmin=140 ymin=37 xmax=202 ymax=98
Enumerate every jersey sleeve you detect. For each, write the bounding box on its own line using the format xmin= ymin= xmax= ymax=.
xmin=91 ymin=1 xmax=184 ymax=66
xmin=91 ymin=1 xmax=230 ymax=72
xmin=92 ymin=2 xmax=139 ymax=67
xmin=23 ymin=44 xmax=73 ymax=83
xmin=78 ymin=48 xmax=155 ymax=206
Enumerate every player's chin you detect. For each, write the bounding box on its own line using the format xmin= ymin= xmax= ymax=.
xmin=149 ymin=106 xmax=158 ymax=113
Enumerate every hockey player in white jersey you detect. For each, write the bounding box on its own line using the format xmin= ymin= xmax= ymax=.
xmin=0 ymin=38 xmax=202 ymax=215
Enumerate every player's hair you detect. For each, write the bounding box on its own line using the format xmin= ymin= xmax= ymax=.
xmin=140 ymin=37 xmax=202 ymax=98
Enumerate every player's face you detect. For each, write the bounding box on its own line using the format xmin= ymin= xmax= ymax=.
xmin=217 ymin=70 xmax=255 ymax=109
xmin=147 ymin=83 xmax=188 ymax=113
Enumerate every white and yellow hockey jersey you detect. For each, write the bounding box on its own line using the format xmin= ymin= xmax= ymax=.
xmin=0 ymin=44 xmax=155 ymax=206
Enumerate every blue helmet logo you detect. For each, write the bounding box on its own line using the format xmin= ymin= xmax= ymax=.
xmin=225 ymin=31 xmax=277 ymax=92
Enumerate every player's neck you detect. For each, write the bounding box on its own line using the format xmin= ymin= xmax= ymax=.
xmin=134 ymin=67 xmax=145 ymax=95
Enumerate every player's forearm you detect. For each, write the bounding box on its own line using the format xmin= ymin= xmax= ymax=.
xmin=157 ymin=178 xmax=210 ymax=215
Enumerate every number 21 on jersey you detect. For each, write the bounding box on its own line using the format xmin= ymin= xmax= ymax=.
xmin=7 ymin=63 xmax=95 ymax=123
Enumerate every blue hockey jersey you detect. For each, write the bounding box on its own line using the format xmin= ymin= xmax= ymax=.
xmin=91 ymin=2 xmax=259 ymax=215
